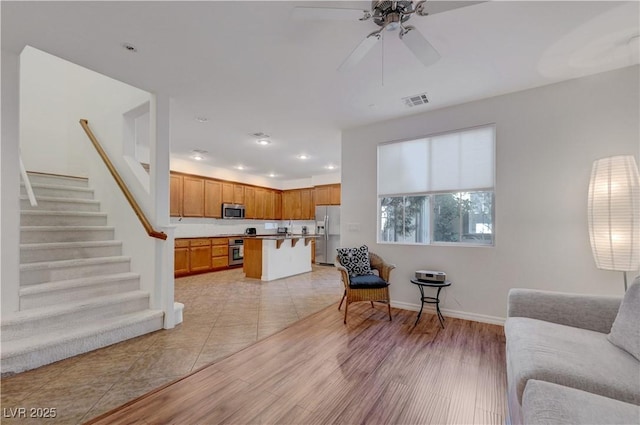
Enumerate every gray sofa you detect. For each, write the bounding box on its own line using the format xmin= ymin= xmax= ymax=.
xmin=505 ymin=276 xmax=640 ymax=425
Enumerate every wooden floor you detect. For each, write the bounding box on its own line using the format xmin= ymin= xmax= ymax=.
xmin=87 ymin=303 xmax=507 ymax=425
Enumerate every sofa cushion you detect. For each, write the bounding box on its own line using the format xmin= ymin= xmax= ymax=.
xmin=505 ymin=317 xmax=640 ymax=406
xmin=337 ymin=245 xmax=373 ymax=277
xmin=523 ymin=379 xmax=640 ymax=425
xmin=608 ymin=278 xmax=640 ymax=361
xmin=349 ymin=274 xmax=389 ymax=289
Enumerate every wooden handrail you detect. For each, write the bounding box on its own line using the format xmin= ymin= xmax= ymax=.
xmin=79 ymin=119 xmax=167 ymax=240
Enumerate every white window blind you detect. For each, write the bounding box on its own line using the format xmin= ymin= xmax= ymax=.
xmin=378 ymin=125 xmax=495 ymax=195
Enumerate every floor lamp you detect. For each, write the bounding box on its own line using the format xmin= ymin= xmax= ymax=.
xmin=588 ymin=155 xmax=640 ymax=291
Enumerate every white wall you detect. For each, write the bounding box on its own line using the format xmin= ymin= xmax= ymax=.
xmin=19 ymin=47 xmax=168 ymax=318
xmin=342 ymin=65 xmax=640 ymax=323
xmin=1 ymin=49 xmax=21 ymax=316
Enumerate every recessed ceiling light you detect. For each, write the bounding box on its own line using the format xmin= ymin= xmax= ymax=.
xmin=268 ymin=173 xmax=276 ymax=178
xmin=257 ymin=139 xmax=271 ymax=146
xmin=195 ymin=116 xmax=208 ymax=123
xmin=191 ymin=149 xmax=207 ymax=161
xmin=122 ymin=43 xmax=138 ymax=52
xmin=297 ymin=154 xmax=309 ymax=160
xmin=325 ymin=164 xmax=337 ymax=170
xmin=235 ymin=165 xmax=245 ymax=170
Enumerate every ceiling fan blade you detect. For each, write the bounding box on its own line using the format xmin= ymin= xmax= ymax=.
xmin=400 ymin=26 xmax=441 ymax=67
xmin=418 ymin=1 xmax=485 ymax=16
xmin=291 ymin=7 xmax=367 ymax=21
xmin=338 ymin=33 xmax=380 ymax=72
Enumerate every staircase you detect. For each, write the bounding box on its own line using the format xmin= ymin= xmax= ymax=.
xmin=1 ymin=172 xmax=164 ymax=375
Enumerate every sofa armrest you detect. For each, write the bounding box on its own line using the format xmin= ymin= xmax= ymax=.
xmin=507 ymin=289 xmax=622 ymax=333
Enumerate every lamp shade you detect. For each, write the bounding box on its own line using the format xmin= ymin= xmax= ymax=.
xmin=588 ymin=155 xmax=640 ymax=271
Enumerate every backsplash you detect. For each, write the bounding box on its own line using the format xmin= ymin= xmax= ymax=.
xmin=171 ymin=218 xmax=316 ymax=238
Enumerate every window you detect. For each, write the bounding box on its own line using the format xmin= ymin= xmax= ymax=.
xmin=377 ymin=125 xmax=495 ymax=246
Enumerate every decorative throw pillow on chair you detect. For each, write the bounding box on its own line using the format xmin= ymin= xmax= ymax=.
xmin=337 ymin=245 xmax=374 ymax=277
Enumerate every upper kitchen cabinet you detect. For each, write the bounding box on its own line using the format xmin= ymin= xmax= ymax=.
xmin=314 ymin=185 xmax=329 ymax=206
xmin=255 ymin=188 xmax=266 ymax=219
xmin=234 ymin=184 xmax=245 ymax=205
xmin=300 ymin=189 xmax=313 ymax=220
xmin=245 ymin=186 xmax=256 ymax=218
xmin=315 ymin=184 xmax=341 ymax=206
xmin=221 ymin=182 xmax=234 ymax=204
xmin=265 ymin=190 xmax=275 ymax=220
xmin=170 ymin=174 xmax=183 ymax=217
xmin=275 ymin=192 xmax=282 ymax=220
xmin=329 ymin=184 xmax=341 ymax=205
xmin=282 ymin=189 xmax=301 ymax=220
xmin=204 ymin=180 xmax=222 ymax=218
xmin=182 ymin=175 xmax=205 ymax=217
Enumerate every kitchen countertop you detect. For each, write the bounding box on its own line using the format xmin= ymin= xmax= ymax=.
xmin=176 ymin=234 xmax=318 ymax=239
xmin=244 ymin=234 xmax=320 ymax=240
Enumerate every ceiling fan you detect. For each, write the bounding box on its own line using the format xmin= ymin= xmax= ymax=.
xmin=293 ymin=1 xmax=440 ymax=72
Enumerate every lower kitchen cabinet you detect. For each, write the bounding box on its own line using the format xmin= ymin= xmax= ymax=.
xmin=211 ymin=238 xmax=229 ymax=269
xmin=175 ymin=237 xmax=230 ymax=276
xmin=189 ymin=239 xmax=211 ymax=272
xmin=174 ymin=239 xmax=190 ymax=275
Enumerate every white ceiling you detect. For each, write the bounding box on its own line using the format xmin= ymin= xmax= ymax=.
xmin=2 ymin=1 xmax=638 ymax=180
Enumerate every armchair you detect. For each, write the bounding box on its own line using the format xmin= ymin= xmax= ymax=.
xmin=335 ymin=251 xmax=395 ymax=324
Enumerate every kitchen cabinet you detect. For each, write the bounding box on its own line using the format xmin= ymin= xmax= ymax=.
xmin=204 ymin=180 xmax=222 ymax=218
xmin=314 ymin=186 xmax=330 ymax=206
xmin=189 ymin=238 xmax=211 ymax=272
xmin=183 ymin=176 xmax=205 ymax=217
xmin=222 ymin=182 xmax=234 ymax=204
xmin=330 ymin=184 xmax=341 ymax=205
xmin=315 ymin=184 xmax=341 ymax=206
xmin=311 ymin=238 xmax=316 ymax=264
xmin=234 ymin=184 xmax=245 ymax=205
xmin=255 ymin=188 xmax=266 ymax=219
xmin=170 ymin=174 xmax=183 ymax=217
xmin=275 ymin=192 xmax=282 ymax=220
xmin=265 ymin=190 xmax=275 ymax=220
xmin=211 ymin=238 xmax=228 ymax=269
xmin=174 ymin=239 xmax=190 ymax=275
xmin=175 ymin=238 xmax=229 ymax=276
xmin=300 ymin=189 xmax=313 ymax=220
xmin=245 ymin=186 xmax=256 ymax=218
xmin=282 ymin=190 xmax=293 ymax=220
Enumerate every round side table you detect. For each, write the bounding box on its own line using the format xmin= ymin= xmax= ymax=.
xmin=410 ymin=279 xmax=452 ymax=328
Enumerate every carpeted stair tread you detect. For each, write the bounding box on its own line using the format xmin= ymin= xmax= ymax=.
xmin=20 ymin=255 xmax=131 ymax=272
xmin=20 ymin=210 xmax=107 ymax=218
xmin=20 ymin=240 xmax=122 ymax=250
xmin=1 ymin=310 xmax=163 ymax=358
xmin=20 ymin=225 xmax=115 ymax=232
xmin=20 ymin=195 xmax=99 ymax=205
xmin=2 ymin=290 xmax=149 ymax=324
xmin=19 ymin=272 xmax=139 ymax=295
xmin=20 ymin=182 xmax=94 ymax=193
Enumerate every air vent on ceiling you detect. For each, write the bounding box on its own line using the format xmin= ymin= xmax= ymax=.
xmin=403 ymin=92 xmax=429 ymax=108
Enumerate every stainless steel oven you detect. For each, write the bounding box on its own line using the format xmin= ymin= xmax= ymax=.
xmin=228 ymin=238 xmax=244 ymax=266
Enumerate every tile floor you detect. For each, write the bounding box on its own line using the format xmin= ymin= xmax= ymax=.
xmin=0 ymin=265 xmax=342 ymax=424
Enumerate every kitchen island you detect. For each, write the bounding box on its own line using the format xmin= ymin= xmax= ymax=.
xmin=244 ymin=235 xmax=319 ymax=281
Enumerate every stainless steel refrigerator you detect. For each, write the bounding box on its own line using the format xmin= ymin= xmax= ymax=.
xmin=315 ymin=206 xmax=340 ymax=265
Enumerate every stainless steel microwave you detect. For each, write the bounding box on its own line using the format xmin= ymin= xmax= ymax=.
xmin=222 ymin=204 xmax=245 ymax=219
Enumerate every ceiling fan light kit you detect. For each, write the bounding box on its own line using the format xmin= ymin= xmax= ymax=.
xmin=298 ymin=1 xmax=439 ymax=72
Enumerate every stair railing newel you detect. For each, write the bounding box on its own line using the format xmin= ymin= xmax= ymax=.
xmin=79 ymin=119 xmax=167 ymax=240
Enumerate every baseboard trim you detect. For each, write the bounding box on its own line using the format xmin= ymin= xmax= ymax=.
xmin=390 ymin=300 xmax=505 ymax=325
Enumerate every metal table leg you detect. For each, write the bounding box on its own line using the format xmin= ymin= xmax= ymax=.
xmin=414 ymin=285 xmax=425 ymax=326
